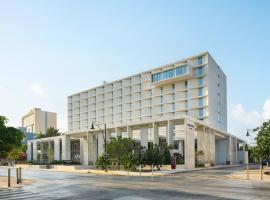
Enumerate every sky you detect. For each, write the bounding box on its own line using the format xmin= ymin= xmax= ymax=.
xmin=0 ymin=0 xmax=270 ymax=142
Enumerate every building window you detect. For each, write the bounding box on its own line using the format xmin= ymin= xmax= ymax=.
xmin=185 ymin=91 xmax=188 ymax=99
xmin=173 ymin=141 xmax=179 ymax=150
xmin=152 ymin=65 xmax=187 ymax=82
xmin=185 ymin=100 xmax=188 ymax=110
xmin=195 ymin=66 xmax=204 ymax=77
xmin=172 ymin=93 xmax=175 ymax=101
xmin=199 ymin=108 xmax=204 ymax=118
xmin=195 ymin=139 xmax=198 ymax=150
xmin=172 ymin=103 xmax=175 ymax=112
xmin=198 ymin=88 xmax=203 ymax=96
xmin=160 ymin=87 xmax=163 ymax=94
xmin=198 ymin=56 xmax=203 ymax=65
xmin=175 ymin=65 xmax=187 ymax=76
xmin=185 ymin=80 xmax=188 ymax=89
xmin=172 ymin=84 xmax=175 ymax=91
xmin=199 ymin=98 xmax=203 ymax=107
xmin=161 ymin=105 xmax=163 ymax=114
xmin=198 ymin=78 xmax=203 ymax=86
xmin=172 ymin=125 xmax=176 ymax=137
xmin=160 ymin=96 xmax=163 ymax=104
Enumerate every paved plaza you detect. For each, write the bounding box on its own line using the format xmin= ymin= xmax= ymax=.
xmin=0 ymin=165 xmax=269 ymax=200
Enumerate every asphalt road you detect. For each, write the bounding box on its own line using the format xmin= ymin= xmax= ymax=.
xmin=0 ymin=165 xmax=269 ymax=200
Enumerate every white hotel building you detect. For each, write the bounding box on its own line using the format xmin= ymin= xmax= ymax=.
xmin=27 ymin=52 xmax=247 ymax=168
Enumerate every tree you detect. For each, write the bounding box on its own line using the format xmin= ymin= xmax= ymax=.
xmin=106 ymin=137 xmax=134 ymax=169
xmin=0 ymin=116 xmax=24 ymax=158
xmin=96 ymin=137 xmax=142 ymax=171
xmin=245 ymin=144 xmax=259 ymax=163
xmin=254 ymin=120 xmax=270 ymax=160
xmin=7 ymin=146 xmax=26 ymax=160
xmin=36 ymin=127 xmax=61 ymax=139
xmin=96 ymin=154 xmax=111 ymax=170
xmin=163 ymin=144 xmax=173 ymax=165
xmin=142 ymin=144 xmax=163 ymax=171
xmin=122 ymin=151 xmax=138 ymax=172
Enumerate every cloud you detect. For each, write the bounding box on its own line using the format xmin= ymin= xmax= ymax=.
xmin=230 ymin=104 xmax=262 ymax=127
xmin=262 ymin=99 xmax=270 ymax=120
xmin=229 ymin=99 xmax=270 ymax=143
xmin=0 ymin=85 xmax=4 ymax=93
xmin=30 ymin=84 xmax=45 ymax=96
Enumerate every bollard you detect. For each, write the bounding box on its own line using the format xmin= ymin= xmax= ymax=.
xmin=246 ymin=163 xmax=249 ymax=180
xmin=16 ymin=168 xmax=19 ymax=184
xmin=19 ymin=167 xmax=22 ymax=183
xmin=260 ymin=164 xmax=263 ymax=180
xmin=8 ymin=168 xmax=11 ymax=187
xmin=139 ymin=165 xmax=142 ymax=176
xmin=151 ymin=165 xmax=153 ymax=176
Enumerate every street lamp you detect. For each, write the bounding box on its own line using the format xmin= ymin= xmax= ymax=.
xmin=246 ymin=130 xmax=250 ymax=137
xmin=246 ymin=129 xmax=251 ymax=180
xmin=90 ymin=122 xmax=107 ymax=172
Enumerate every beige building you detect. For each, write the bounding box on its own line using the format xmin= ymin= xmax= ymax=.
xmin=22 ymin=108 xmax=57 ymax=134
xmin=28 ymin=52 xmax=247 ymax=168
xmin=68 ymin=51 xmax=227 ymax=132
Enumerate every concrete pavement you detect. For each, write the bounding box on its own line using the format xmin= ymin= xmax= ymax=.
xmin=0 ymin=165 xmax=269 ymax=200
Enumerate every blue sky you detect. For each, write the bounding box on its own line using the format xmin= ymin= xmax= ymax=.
xmin=0 ymin=0 xmax=269 ymax=141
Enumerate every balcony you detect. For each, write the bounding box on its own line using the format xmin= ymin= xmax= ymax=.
xmin=152 ymin=65 xmax=192 ymax=87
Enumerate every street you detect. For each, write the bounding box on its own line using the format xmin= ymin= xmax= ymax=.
xmin=0 ymin=166 xmax=269 ymax=200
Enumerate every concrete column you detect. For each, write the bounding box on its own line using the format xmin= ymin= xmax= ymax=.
xmin=167 ymin=120 xmax=174 ymax=145
xmin=235 ymin=140 xmax=238 ymax=164
xmin=33 ymin=141 xmax=37 ymax=161
xmin=209 ymin=130 xmax=216 ymax=165
xmin=228 ymin=136 xmax=231 ymax=164
xmin=62 ymin=135 xmax=71 ymax=160
xmin=83 ymin=135 xmax=89 ymax=165
xmin=87 ymin=132 xmax=96 ymax=164
xmin=127 ymin=126 xmax=133 ymax=139
xmin=54 ymin=138 xmax=60 ymax=161
xmin=116 ymin=127 xmax=122 ymax=137
xmin=141 ymin=127 xmax=148 ymax=149
xmin=197 ymin=126 xmax=205 ymax=164
xmin=97 ymin=132 xmax=104 ymax=156
xmin=204 ymin=127 xmax=210 ymax=165
xmin=27 ymin=141 xmax=32 ymax=161
xmin=40 ymin=142 xmax=44 ymax=161
xmin=185 ymin=118 xmax=195 ymax=169
xmin=228 ymin=136 xmax=233 ymax=165
xmin=153 ymin=122 xmax=159 ymax=145
xmin=80 ymin=138 xmax=84 ymax=164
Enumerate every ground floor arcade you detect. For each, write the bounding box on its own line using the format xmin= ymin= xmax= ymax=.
xmin=27 ymin=116 xmax=247 ymax=169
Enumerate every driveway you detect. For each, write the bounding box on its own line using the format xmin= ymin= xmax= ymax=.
xmin=0 ymin=165 xmax=269 ymax=200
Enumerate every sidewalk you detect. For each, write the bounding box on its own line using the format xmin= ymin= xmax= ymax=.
xmin=0 ymin=167 xmax=33 ymax=188
xmin=12 ymin=164 xmax=242 ymax=176
xmin=229 ymin=167 xmax=270 ymax=182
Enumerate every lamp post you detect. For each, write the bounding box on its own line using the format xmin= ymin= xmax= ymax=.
xmin=246 ymin=129 xmax=250 ymax=180
xmin=90 ymin=122 xmax=107 ymax=172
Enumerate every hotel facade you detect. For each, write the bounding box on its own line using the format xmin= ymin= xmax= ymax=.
xmin=27 ymin=52 xmax=247 ymax=168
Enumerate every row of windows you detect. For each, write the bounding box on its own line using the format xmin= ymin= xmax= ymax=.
xmin=195 ymin=66 xmax=204 ymax=77
xmin=152 ymin=65 xmax=187 ymax=82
